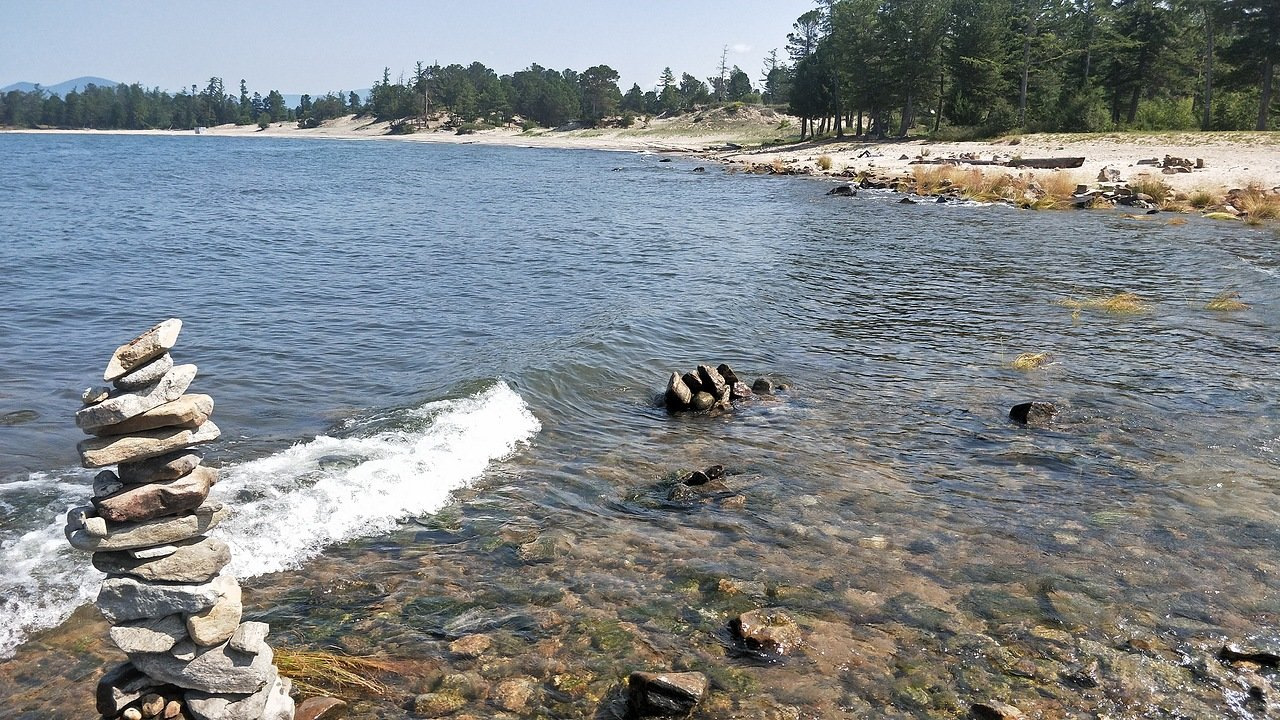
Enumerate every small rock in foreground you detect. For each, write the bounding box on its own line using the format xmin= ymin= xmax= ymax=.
xmin=731 ymin=608 xmax=803 ymax=656
xmin=627 ymin=671 xmax=708 ymax=718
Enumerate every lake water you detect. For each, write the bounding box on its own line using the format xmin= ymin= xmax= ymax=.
xmin=0 ymin=133 xmax=1278 ymax=719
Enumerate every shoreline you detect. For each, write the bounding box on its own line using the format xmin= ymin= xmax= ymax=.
xmin=5 ymin=116 xmax=1279 ymax=218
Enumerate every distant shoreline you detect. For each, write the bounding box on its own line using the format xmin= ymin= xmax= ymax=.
xmin=5 ymin=115 xmax=1278 ymax=212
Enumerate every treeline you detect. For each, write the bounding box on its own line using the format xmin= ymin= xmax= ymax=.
xmin=782 ymin=0 xmax=1280 ymax=139
xmin=0 ymin=77 xmax=364 ymax=130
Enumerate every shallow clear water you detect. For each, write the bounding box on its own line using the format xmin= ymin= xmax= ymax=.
xmin=0 ymin=133 xmax=1278 ymax=718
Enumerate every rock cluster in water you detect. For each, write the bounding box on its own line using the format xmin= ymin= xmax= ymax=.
xmin=663 ymin=363 xmax=775 ymax=414
xmin=66 ymin=319 xmax=294 ymax=720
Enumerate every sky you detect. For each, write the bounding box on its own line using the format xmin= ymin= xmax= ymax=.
xmin=2 ymin=0 xmax=815 ymax=96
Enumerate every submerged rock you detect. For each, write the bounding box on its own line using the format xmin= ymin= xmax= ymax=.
xmin=1009 ymin=401 xmax=1058 ymax=426
xmin=731 ymin=609 xmax=803 ymax=656
xmin=1221 ymin=642 xmax=1280 ymax=667
xmin=827 ymin=184 xmax=855 ymax=196
xmin=627 ymin=671 xmax=708 ymax=717
xmin=690 ymin=392 xmax=715 ymax=411
xmin=664 ymin=372 xmax=692 ymax=411
xmin=751 ymin=378 xmax=774 ymax=395
xmin=296 ymin=696 xmax=348 ymax=720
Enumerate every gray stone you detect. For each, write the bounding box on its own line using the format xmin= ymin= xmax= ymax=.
xmin=92 ymin=393 xmax=214 ymax=438
xmin=295 ymin=696 xmax=348 ymax=720
xmin=93 ymin=470 xmax=124 ymax=498
xmin=681 ymin=372 xmax=703 ymax=394
xmin=170 ymin=640 xmax=198 ymax=661
xmin=94 ymin=536 xmax=231 ymax=583
xmin=130 ymin=639 xmax=275 ymax=693
xmin=751 ymin=378 xmax=774 ymax=395
xmin=185 ymin=667 xmax=278 ymax=720
xmin=696 ymin=365 xmax=727 ymax=397
xmin=186 ymin=573 xmax=242 ymax=646
xmin=229 ymin=621 xmax=270 ymax=654
xmin=96 ymin=661 xmax=160 ymax=716
xmin=732 ymin=608 xmax=803 ymax=655
xmin=76 ymin=364 xmax=197 ymax=432
xmin=115 ymin=352 xmax=174 ymax=391
xmin=132 ymin=544 xmax=179 ymax=559
xmin=690 ymin=392 xmax=715 ymax=411
xmin=730 ymin=381 xmax=753 ymax=400
xmin=716 ymin=363 xmax=740 ymax=385
xmin=1009 ymin=401 xmax=1057 ymax=426
xmin=628 ymin=671 xmax=709 ymax=717
xmin=261 ymin=675 xmax=295 ymax=720
xmin=78 ymin=420 xmax=220 ymax=468
xmin=664 ymin=372 xmax=692 ymax=410
xmin=95 ymin=573 xmax=225 ymax=624
xmin=66 ymin=500 xmax=228 ymax=552
xmin=104 ymin=318 xmax=182 ymax=381
xmin=93 ymin=465 xmax=218 ymax=524
xmin=109 ymin=613 xmax=188 ymax=654
xmin=119 ymin=450 xmax=203 ymax=484
xmin=83 ymin=386 xmax=111 ymax=405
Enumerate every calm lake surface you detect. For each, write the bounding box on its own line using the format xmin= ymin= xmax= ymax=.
xmin=0 ymin=133 xmax=1278 ymax=719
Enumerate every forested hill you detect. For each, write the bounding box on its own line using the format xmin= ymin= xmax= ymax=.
xmin=2 ymin=0 xmax=1276 ymax=136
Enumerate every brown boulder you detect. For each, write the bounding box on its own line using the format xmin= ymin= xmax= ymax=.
xmin=93 ymin=466 xmax=218 ymax=523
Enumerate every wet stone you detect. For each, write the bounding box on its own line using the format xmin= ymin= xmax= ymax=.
xmin=732 ymin=608 xmax=803 ymax=656
xmin=690 ymin=392 xmax=715 ymax=412
xmin=92 ymin=465 xmax=218 ymax=524
xmin=412 ymin=691 xmax=467 ymax=716
xmin=1009 ymin=401 xmax=1057 ymax=426
xmin=627 ymin=671 xmax=708 ymax=717
xmin=681 ymin=372 xmax=703 ymax=395
xmin=75 ymin=364 xmax=197 ymax=432
xmin=716 ymin=363 xmax=739 ymax=385
xmin=91 ymin=393 xmax=214 ymax=438
xmin=66 ymin=500 xmax=228 ymax=552
xmin=751 ymin=378 xmax=774 ymax=395
xmin=78 ymin=420 xmax=221 ymax=468
xmin=972 ymin=700 xmax=1027 ymax=720
xmin=492 ymin=677 xmax=538 ymax=713
xmin=449 ymin=633 xmax=493 ymax=657
xmin=696 ymin=365 xmax=727 ymax=397
xmin=664 ymin=372 xmax=692 ymax=411
xmin=1222 ymin=642 xmax=1280 ymax=667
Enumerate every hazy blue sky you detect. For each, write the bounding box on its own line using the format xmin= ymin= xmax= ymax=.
xmin=2 ymin=1 xmax=815 ymax=95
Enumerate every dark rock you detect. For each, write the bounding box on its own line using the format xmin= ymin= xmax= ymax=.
xmin=730 ymin=381 xmax=753 ymax=400
xmin=97 ymin=661 xmax=160 ymax=716
xmin=627 ymin=671 xmax=708 ymax=717
xmin=899 ymin=197 xmax=917 ymax=204
xmin=936 ymin=196 xmax=948 ymax=203
xmin=691 ymin=167 xmax=706 ymax=173
xmin=667 ymin=484 xmax=700 ymax=502
xmin=1009 ymin=401 xmax=1057 ymax=425
xmin=714 ymin=386 xmax=732 ymax=411
xmin=118 ymin=451 xmax=203 ymax=484
xmin=1064 ymin=658 xmax=1100 ymax=688
xmin=664 ymin=372 xmax=692 ymax=411
xmin=697 ymin=365 xmax=727 ymax=397
xmin=827 ymin=185 xmax=855 ymax=196
xmin=704 ymin=464 xmax=724 ymax=480
xmin=731 ymin=608 xmax=803 ymax=655
xmin=751 ymin=378 xmax=774 ymax=395
xmin=296 ymin=696 xmax=348 ymax=720
xmin=681 ymin=372 xmax=703 ymax=395
xmin=683 ymin=471 xmax=711 ymax=486
xmin=716 ymin=363 xmax=739 ymax=385
xmin=1146 ymin=208 xmax=1160 ymax=214
xmin=971 ymin=701 xmax=1026 ymax=719
xmin=690 ymin=392 xmax=715 ymax=412
xmin=1221 ymin=642 xmax=1280 ymax=667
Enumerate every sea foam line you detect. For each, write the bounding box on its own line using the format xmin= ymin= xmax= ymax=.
xmin=0 ymin=380 xmax=540 ymax=658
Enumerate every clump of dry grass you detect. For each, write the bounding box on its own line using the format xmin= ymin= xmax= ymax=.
xmin=1238 ymin=183 xmax=1280 ymax=225
xmin=1204 ymin=211 xmax=1240 ymax=221
xmin=1012 ymin=352 xmax=1052 ymax=370
xmin=816 ymin=154 xmax=833 ymax=171
xmin=1166 ymin=216 xmax=1188 ymax=226
xmin=1058 ymin=292 xmax=1148 ymax=315
xmin=770 ymin=157 xmax=786 ymax=174
xmin=910 ymin=165 xmax=959 ymax=195
xmin=1130 ymin=175 xmax=1172 ymax=205
xmin=274 ymin=648 xmax=401 ymax=698
xmin=1205 ymin=291 xmax=1250 ymax=312
xmin=1188 ymin=189 xmax=1215 ymax=208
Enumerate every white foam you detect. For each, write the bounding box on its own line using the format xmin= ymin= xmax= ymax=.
xmin=0 ymin=381 xmax=540 ymax=658
xmin=212 ymin=380 xmax=541 ymax=577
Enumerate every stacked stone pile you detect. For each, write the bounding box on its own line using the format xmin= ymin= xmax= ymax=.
xmin=65 ymin=319 xmax=294 ymax=720
xmin=663 ymin=363 xmax=776 ymax=413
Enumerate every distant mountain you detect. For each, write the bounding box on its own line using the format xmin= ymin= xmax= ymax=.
xmin=1 ymin=76 xmax=121 ymax=96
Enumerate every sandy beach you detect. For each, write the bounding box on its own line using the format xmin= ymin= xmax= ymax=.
xmin=7 ymin=112 xmax=1280 ymax=198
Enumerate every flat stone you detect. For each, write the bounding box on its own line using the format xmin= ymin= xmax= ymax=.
xmin=119 ymin=450 xmax=203 ymax=484
xmin=95 ymin=573 xmax=226 ymax=624
xmin=94 ymin=536 xmax=231 ymax=583
xmin=627 ymin=671 xmax=709 ymax=717
xmin=186 ymin=573 xmax=242 ymax=646
xmin=67 ymin=500 xmax=228 ymax=552
xmin=93 ymin=465 xmax=218 ymax=524
xmin=296 ymin=696 xmax=348 ymax=720
xmin=92 ymin=393 xmax=214 ymax=438
xmin=972 ymin=701 xmax=1027 ymax=720
xmin=83 ymin=386 xmax=111 ymax=405
xmin=76 ymin=364 xmax=197 ymax=432
xmin=78 ymin=420 xmax=220 ymax=468
xmin=109 ymin=613 xmax=188 ymax=654
xmin=104 ymin=318 xmax=182 ymax=381
xmin=130 ymin=638 xmax=275 ymax=693
xmin=170 ymin=640 xmax=197 ymax=661
xmin=730 ymin=381 xmax=753 ymax=400
xmin=132 ymin=544 xmax=179 ymax=559
xmin=185 ymin=667 xmax=278 ymax=720
xmin=96 ymin=661 xmax=160 ymax=716
xmin=697 ymin=364 xmax=727 ymax=397
xmin=229 ymin=621 xmax=270 ymax=654
xmin=115 ymin=352 xmax=174 ymax=391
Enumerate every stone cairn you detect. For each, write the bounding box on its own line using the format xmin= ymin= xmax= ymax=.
xmin=662 ymin=363 xmax=776 ymax=414
xmin=65 ymin=319 xmax=294 ymax=720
